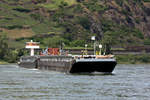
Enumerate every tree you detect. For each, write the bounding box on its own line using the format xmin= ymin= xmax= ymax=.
xmin=43 ymin=36 xmax=63 ymax=48
xmin=101 ymin=31 xmax=113 ymax=54
xmin=4 ymin=49 xmax=18 ymax=63
xmin=0 ymin=34 xmax=8 ymax=60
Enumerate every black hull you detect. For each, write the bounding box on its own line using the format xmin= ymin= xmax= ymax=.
xmin=70 ymin=61 xmax=116 ymax=73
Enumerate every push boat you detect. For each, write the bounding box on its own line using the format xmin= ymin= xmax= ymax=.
xmin=18 ymin=40 xmax=117 ymax=74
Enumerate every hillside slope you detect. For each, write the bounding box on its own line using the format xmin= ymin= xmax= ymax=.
xmin=0 ymin=0 xmax=150 ymax=48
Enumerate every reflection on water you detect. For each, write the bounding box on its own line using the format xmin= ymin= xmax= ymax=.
xmin=0 ymin=64 xmax=150 ymax=100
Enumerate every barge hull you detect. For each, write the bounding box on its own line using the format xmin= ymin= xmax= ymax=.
xmin=70 ymin=61 xmax=116 ymax=73
xmin=36 ymin=56 xmax=73 ymax=73
xmin=19 ymin=56 xmax=117 ymax=73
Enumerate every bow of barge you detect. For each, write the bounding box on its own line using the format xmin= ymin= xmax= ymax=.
xmin=70 ymin=58 xmax=116 ymax=73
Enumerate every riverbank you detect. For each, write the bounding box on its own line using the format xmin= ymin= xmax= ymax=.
xmin=0 ymin=54 xmax=150 ymax=65
xmin=0 ymin=61 xmax=9 ymax=64
xmin=116 ymin=54 xmax=150 ymax=64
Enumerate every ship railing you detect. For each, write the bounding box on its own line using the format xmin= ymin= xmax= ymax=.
xmin=72 ymin=55 xmax=115 ymax=59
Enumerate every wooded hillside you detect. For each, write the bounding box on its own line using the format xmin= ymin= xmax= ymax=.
xmin=0 ymin=0 xmax=150 ymax=48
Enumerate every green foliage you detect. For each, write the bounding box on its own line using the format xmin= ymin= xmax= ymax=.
xmin=33 ymin=0 xmax=46 ymax=3
xmin=133 ymin=0 xmax=142 ymax=3
xmin=4 ymin=49 xmax=19 ymax=63
xmin=40 ymin=0 xmax=76 ymax=10
xmin=62 ymin=32 xmax=73 ymax=41
xmin=0 ymin=9 xmax=38 ymax=29
xmin=13 ymin=7 xmax=31 ymax=13
xmin=116 ymin=54 xmax=150 ymax=64
xmin=73 ymin=4 xmax=83 ymax=13
xmin=132 ymin=29 xmax=144 ymax=39
xmin=58 ymin=1 xmax=68 ymax=8
xmin=101 ymin=19 xmax=114 ymax=32
xmin=122 ymin=9 xmax=132 ymax=16
xmin=0 ymin=33 xmax=25 ymax=63
xmin=115 ymin=0 xmax=124 ymax=6
xmin=52 ymin=9 xmax=65 ymax=22
xmin=101 ymin=19 xmax=144 ymax=46
xmin=0 ymin=0 xmax=146 ymax=50
xmin=43 ymin=36 xmax=63 ymax=47
xmin=77 ymin=16 xmax=91 ymax=30
xmin=135 ymin=18 xmax=140 ymax=24
xmin=70 ymin=40 xmax=85 ymax=47
xmin=0 ymin=34 xmax=8 ymax=60
xmin=2 ymin=25 xmax=23 ymax=30
xmin=143 ymin=0 xmax=150 ymax=2
xmin=3 ymin=48 xmax=26 ymax=63
xmin=144 ymin=39 xmax=150 ymax=45
xmin=30 ymin=13 xmax=43 ymax=21
xmin=31 ymin=23 xmax=51 ymax=34
xmin=101 ymin=31 xmax=114 ymax=54
xmin=83 ymin=0 xmax=108 ymax=12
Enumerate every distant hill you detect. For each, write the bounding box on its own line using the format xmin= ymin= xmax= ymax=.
xmin=0 ymin=0 xmax=150 ymax=48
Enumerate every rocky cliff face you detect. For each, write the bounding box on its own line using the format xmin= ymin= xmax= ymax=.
xmin=32 ymin=0 xmax=150 ymax=38
xmin=102 ymin=0 xmax=150 ymax=37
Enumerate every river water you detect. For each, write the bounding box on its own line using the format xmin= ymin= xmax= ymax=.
xmin=0 ymin=64 xmax=150 ymax=100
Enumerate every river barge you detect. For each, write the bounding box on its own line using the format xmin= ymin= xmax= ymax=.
xmin=19 ymin=55 xmax=116 ymax=73
xmin=18 ymin=40 xmax=117 ymax=74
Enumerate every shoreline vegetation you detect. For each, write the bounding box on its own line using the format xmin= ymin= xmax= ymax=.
xmin=0 ymin=54 xmax=150 ymax=65
xmin=116 ymin=54 xmax=150 ymax=64
xmin=0 ymin=61 xmax=9 ymax=64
